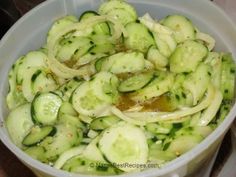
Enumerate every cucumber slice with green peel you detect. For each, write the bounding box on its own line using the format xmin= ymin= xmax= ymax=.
xmin=16 ymin=51 xmax=47 ymax=84
xmin=24 ymin=146 xmax=47 ymax=163
xmin=72 ymin=82 xmax=110 ymax=117
xmin=183 ymin=63 xmax=211 ymax=105
xmin=6 ymin=58 xmax=27 ymax=109
xmin=90 ymin=71 xmax=119 ymax=104
xmin=147 ymin=46 xmax=168 ymax=69
xmin=124 ymin=22 xmax=155 ymax=53
xmin=47 ymin=15 xmax=78 ymax=43
xmin=31 ymin=92 xmax=62 ymax=125
xmin=22 ymin=67 xmax=58 ymax=102
xmin=118 ymin=72 xmax=154 ymax=92
xmin=98 ymin=122 xmax=148 ymax=172
xmin=220 ymin=53 xmax=236 ymax=100
xmin=95 ymin=57 xmax=108 ymax=72
xmin=6 ymin=89 xmax=26 ymax=110
xmin=56 ymin=77 xmax=82 ymax=102
xmin=158 ymin=33 xmax=177 ymax=53
xmin=79 ymin=11 xmax=110 ymax=35
xmin=161 ymin=15 xmax=196 ymax=43
xmin=79 ymin=11 xmax=98 ymax=21
xmin=105 ymin=9 xmax=136 ymax=26
xmin=56 ymin=36 xmax=93 ymax=62
xmin=217 ymin=102 xmax=232 ymax=124
xmin=90 ymin=34 xmax=115 ymax=45
xmin=22 ymin=126 xmax=56 ymax=146
xmin=75 ymin=53 xmax=107 ymax=67
xmin=101 ymin=52 xmax=145 ymax=74
xmin=89 ymin=43 xmax=115 ymax=55
xmin=170 ymin=40 xmax=208 ymax=73
xmin=99 ymin=0 xmax=137 ymax=26
xmin=149 ymin=149 xmax=176 ymax=165
xmin=58 ymin=102 xmax=77 ymax=117
xmin=6 ymin=103 xmax=34 ymax=148
xmin=54 ymin=145 xmax=86 ymax=169
xmin=146 ymin=123 xmax=173 ymax=135
xmin=131 ymin=71 xmax=174 ymax=102
xmin=90 ymin=115 xmax=120 ymax=130
xmin=62 ymin=155 xmax=121 ymax=175
xmin=167 ymin=134 xmax=203 ymax=156
xmin=41 ymin=123 xmax=81 ymax=161
xmin=8 ymin=56 xmax=23 ymax=92
xmin=32 ymin=70 xmax=58 ymax=95
xmin=57 ymin=102 xmax=86 ymax=131
xmin=153 ymin=33 xmax=172 ymax=58
xmin=58 ymin=114 xmax=85 ymax=130
xmin=192 ymin=126 xmax=213 ymax=138
xmin=82 ymin=136 xmax=107 ymax=162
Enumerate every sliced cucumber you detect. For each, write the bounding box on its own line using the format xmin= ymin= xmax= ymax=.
xmin=146 ymin=123 xmax=173 ymax=135
xmin=72 ymin=82 xmax=110 ymax=117
xmin=205 ymin=52 xmax=222 ymax=89
xmin=62 ymin=155 xmax=121 ymax=175
xmin=118 ymin=72 xmax=154 ymax=92
xmin=56 ymin=36 xmax=93 ymax=62
xmin=57 ymin=102 xmax=86 ymax=130
xmin=131 ymin=71 xmax=174 ymax=102
xmin=6 ymin=89 xmax=26 ymax=110
xmin=153 ymin=33 xmax=172 ymax=58
xmin=16 ymin=51 xmax=47 ymax=84
xmin=22 ymin=126 xmax=56 ymax=146
xmin=79 ymin=11 xmax=110 ymax=35
xmin=32 ymin=70 xmax=58 ymax=95
xmin=79 ymin=11 xmax=98 ymax=21
xmin=149 ymin=148 xmax=176 ymax=165
xmin=76 ymin=53 xmax=107 ymax=67
xmin=99 ymin=122 xmax=148 ymax=172
xmin=99 ymin=0 xmax=137 ymax=25
xmin=31 ymin=92 xmax=62 ymax=125
xmin=147 ymin=46 xmax=168 ymax=69
xmin=47 ymin=15 xmax=78 ymax=43
xmin=101 ymin=52 xmax=145 ymax=74
xmin=196 ymin=31 xmax=215 ymax=51
xmin=183 ymin=63 xmax=211 ymax=105
xmin=90 ymin=115 xmax=120 ymax=130
xmin=161 ymin=15 xmax=196 ymax=43
xmin=170 ymin=40 xmax=208 ymax=73
xmin=90 ymin=71 xmax=119 ymax=104
xmin=89 ymin=43 xmax=115 ymax=55
xmin=220 ymin=53 xmax=235 ymax=100
xmin=24 ymin=146 xmax=47 ymax=163
xmin=56 ymin=77 xmax=82 ymax=102
xmin=167 ymin=134 xmax=203 ymax=156
xmin=6 ymin=103 xmax=34 ymax=148
xmin=54 ymin=145 xmax=86 ymax=169
xmin=105 ymin=9 xmax=136 ymax=26
xmin=58 ymin=101 xmax=77 ymax=117
xmin=95 ymin=57 xmax=108 ymax=72
xmin=217 ymin=102 xmax=231 ymax=124
xmin=22 ymin=67 xmax=58 ymax=102
xmin=82 ymin=136 xmax=106 ymax=162
xmin=124 ymin=22 xmax=155 ymax=53
xmin=6 ymin=57 xmax=27 ymax=109
xmin=41 ymin=123 xmax=80 ymax=161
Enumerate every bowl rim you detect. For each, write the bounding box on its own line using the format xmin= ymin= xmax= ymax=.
xmin=0 ymin=0 xmax=236 ymax=177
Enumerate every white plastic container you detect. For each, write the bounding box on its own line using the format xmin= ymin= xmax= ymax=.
xmin=0 ymin=0 xmax=236 ymax=177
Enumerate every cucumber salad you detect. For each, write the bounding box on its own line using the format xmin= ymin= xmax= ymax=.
xmin=5 ymin=0 xmax=235 ymax=175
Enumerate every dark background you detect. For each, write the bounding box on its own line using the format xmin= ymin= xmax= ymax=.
xmin=0 ymin=0 xmax=233 ymax=177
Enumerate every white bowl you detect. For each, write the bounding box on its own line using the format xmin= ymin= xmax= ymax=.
xmin=0 ymin=0 xmax=236 ymax=177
